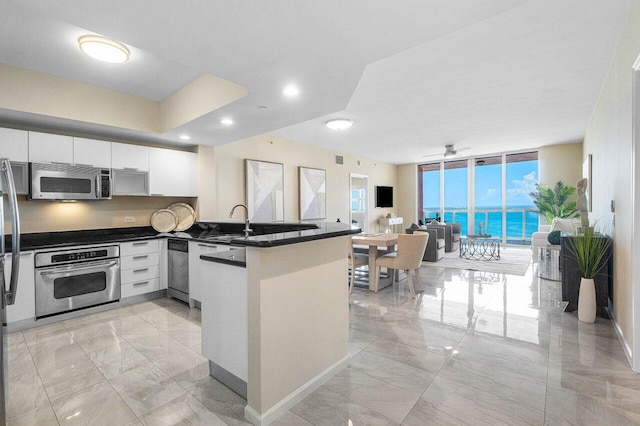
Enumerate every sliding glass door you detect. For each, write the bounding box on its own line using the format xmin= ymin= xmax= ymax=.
xmin=473 ymin=156 xmax=502 ymax=237
xmin=418 ymin=151 xmax=538 ymax=244
xmin=505 ymin=152 xmax=538 ymax=244
xmin=443 ymin=160 xmax=468 ymax=235
xmin=418 ymin=163 xmax=441 ymax=222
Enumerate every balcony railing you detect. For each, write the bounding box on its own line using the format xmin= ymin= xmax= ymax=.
xmin=422 ymin=208 xmax=539 ymax=244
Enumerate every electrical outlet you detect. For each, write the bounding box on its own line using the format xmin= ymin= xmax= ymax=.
xmin=124 ymin=216 xmax=135 ymax=223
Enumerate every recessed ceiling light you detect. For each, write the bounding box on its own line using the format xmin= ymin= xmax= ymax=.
xmin=220 ymin=118 xmax=234 ymax=125
xmin=179 ymin=135 xmax=191 ymax=140
xmin=325 ymin=119 xmax=353 ymax=131
xmin=78 ymin=35 xmax=130 ymax=63
xmin=282 ymin=85 xmax=300 ymax=97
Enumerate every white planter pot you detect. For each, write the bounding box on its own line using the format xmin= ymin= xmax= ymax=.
xmin=578 ymin=277 xmax=596 ymax=323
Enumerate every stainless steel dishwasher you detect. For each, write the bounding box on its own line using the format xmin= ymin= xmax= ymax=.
xmin=167 ymin=239 xmax=189 ymax=303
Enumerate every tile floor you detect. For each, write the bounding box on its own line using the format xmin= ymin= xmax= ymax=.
xmin=6 ymin=249 xmax=639 ymax=425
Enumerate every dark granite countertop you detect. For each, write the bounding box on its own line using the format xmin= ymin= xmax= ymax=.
xmin=7 ymin=222 xmax=361 ymax=252
xmin=200 ymin=248 xmax=247 ymax=268
xmin=9 ymin=226 xmax=160 ymax=251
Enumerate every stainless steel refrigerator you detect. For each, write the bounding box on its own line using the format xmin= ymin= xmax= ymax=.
xmin=0 ymin=159 xmax=21 ymax=425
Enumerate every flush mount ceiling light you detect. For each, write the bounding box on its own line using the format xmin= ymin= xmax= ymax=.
xmin=282 ymin=85 xmax=300 ymax=97
xmin=220 ymin=118 xmax=234 ymax=125
xmin=179 ymin=135 xmax=191 ymax=141
xmin=325 ymin=118 xmax=353 ymax=131
xmin=78 ymin=35 xmax=130 ymax=63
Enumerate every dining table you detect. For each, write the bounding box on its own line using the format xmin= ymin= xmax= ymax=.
xmin=351 ymin=232 xmax=398 ymax=291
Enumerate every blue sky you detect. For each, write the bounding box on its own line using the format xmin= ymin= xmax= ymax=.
xmin=423 ymin=160 xmax=538 ymax=209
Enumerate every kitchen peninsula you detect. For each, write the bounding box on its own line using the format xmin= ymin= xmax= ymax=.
xmin=197 ymin=222 xmax=359 ymax=425
xmin=6 ymin=221 xmax=359 ymax=425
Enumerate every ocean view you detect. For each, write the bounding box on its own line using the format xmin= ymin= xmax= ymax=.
xmin=424 ymin=207 xmax=539 ymax=241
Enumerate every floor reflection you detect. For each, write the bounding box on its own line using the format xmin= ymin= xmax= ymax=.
xmin=289 ymin=247 xmax=640 ymax=425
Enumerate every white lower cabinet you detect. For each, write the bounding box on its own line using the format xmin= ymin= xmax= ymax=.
xmin=120 ymin=240 xmax=160 ymax=298
xmin=188 ymin=242 xmax=238 ymax=303
xmin=3 ymin=252 xmax=35 ymax=323
xmin=201 ymin=260 xmax=247 ymax=382
xmin=188 ymin=242 xmax=220 ymax=303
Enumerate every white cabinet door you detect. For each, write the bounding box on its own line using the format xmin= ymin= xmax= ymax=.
xmin=4 ymin=252 xmax=35 ymax=323
xmin=149 ymin=148 xmax=198 ymax=197
xmin=149 ymin=147 xmax=178 ymax=196
xmin=187 ymin=152 xmax=198 ymax=197
xmin=73 ymin=138 xmax=112 ymax=168
xmin=188 ymin=241 xmax=221 ymax=303
xmin=0 ymin=128 xmax=28 ymax=162
xmin=112 ymin=142 xmax=150 ymax=171
xmin=201 ymin=260 xmax=248 ymax=381
xmin=28 ymin=132 xmax=73 ymax=164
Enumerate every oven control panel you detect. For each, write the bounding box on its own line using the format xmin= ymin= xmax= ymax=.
xmin=35 ymin=245 xmax=120 ymax=268
xmin=52 ymin=249 xmax=109 ymax=264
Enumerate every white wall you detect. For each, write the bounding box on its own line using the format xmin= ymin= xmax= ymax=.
xmin=582 ymin=1 xmax=640 ymax=361
xmin=538 ymin=142 xmax=583 ymax=188
xmin=199 ymin=134 xmax=398 ymax=231
xmin=397 ymin=164 xmax=418 ymax=225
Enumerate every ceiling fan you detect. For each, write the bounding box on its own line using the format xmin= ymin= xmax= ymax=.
xmin=422 ymin=144 xmax=471 ymax=158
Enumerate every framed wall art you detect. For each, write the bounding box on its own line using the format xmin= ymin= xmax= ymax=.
xmin=299 ymin=167 xmax=326 ymax=220
xmin=245 ymin=159 xmax=284 ymax=222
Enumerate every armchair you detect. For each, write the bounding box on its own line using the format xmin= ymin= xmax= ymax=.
xmin=406 ymin=226 xmax=444 ymax=262
xmin=426 ymin=221 xmax=461 ymax=252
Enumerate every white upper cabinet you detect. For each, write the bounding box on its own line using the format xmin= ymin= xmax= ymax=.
xmin=188 ymin=151 xmax=198 ymax=197
xmin=112 ymin=142 xmax=150 ymax=171
xmin=28 ymin=132 xmax=74 ymax=164
xmin=149 ymin=147 xmax=198 ymax=197
xmin=0 ymin=128 xmax=28 ymax=162
xmin=73 ymin=137 xmax=112 ymax=168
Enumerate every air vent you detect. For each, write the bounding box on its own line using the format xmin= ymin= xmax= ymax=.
xmin=335 ymin=155 xmax=344 ymax=165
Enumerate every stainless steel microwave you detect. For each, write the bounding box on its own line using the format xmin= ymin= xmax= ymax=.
xmin=29 ymin=163 xmax=112 ymax=200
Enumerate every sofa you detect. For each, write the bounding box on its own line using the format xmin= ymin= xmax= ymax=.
xmin=531 ymin=217 xmax=581 ymax=252
xmin=426 ymin=221 xmax=461 ymax=252
xmin=406 ymin=225 xmax=445 ymax=262
xmin=531 ymin=224 xmax=552 ymax=252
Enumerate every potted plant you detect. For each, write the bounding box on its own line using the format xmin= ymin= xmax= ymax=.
xmin=529 ymin=181 xmax=578 ymax=223
xmin=566 ymin=226 xmax=612 ymax=323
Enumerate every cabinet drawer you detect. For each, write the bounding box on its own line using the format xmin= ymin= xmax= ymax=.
xmin=121 ymin=265 xmax=159 ymax=284
xmin=121 ymin=278 xmax=160 ymax=298
xmin=121 ymin=252 xmax=159 ymax=270
xmin=120 ymin=240 xmax=159 ymax=256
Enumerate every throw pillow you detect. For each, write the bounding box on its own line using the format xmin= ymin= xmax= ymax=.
xmin=550 ymin=217 xmax=580 ymax=233
xmin=547 ymin=230 xmax=561 ymax=245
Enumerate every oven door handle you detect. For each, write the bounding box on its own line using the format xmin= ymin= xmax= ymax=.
xmin=38 ymin=260 xmax=119 ymax=276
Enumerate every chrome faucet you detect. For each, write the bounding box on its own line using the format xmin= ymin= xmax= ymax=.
xmin=229 ymin=204 xmax=253 ymax=237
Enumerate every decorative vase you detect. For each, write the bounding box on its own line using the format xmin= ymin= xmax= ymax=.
xmin=578 ymin=277 xmax=596 ymax=323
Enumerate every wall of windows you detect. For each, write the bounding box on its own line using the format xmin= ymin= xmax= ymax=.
xmin=418 ymin=151 xmax=538 ymax=244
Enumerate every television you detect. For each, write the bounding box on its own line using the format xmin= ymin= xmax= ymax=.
xmin=375 ymin=186 xmax=393 ymax=208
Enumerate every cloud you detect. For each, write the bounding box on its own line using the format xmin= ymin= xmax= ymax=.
xmin=485 ymin=188 xmax=497 ymax=198
xmin=507 ymin=171 xmax=537 ymax=198
xmin=479 ymin=187 xmax=498 ymax=201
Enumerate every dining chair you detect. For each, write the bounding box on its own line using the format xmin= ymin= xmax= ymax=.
xmin=375 ymin=232 xmax=429 ymax=298
xmin=348 ymin=240 xmax=369 ymax=294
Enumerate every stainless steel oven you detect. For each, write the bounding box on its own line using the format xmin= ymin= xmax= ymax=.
xmin=35 ymin=245 xmax=120 ymax=318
